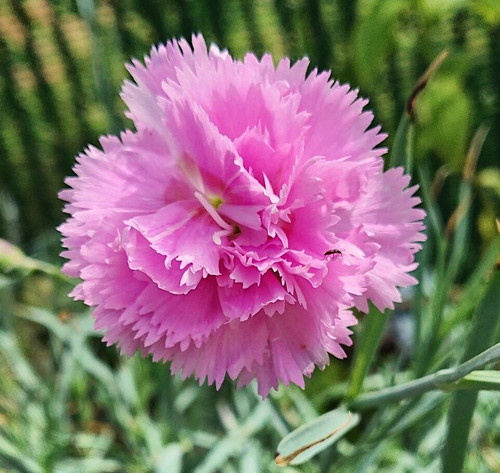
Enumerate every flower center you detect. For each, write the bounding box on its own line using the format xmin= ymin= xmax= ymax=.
xmin=194 ymin=191 xmax=232 ymax=231
xmin=211 ymin=196 xmax=223 ymax=209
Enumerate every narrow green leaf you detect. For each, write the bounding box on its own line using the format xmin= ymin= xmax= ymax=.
xmin=414 ymin=138 xmax=488 ymax=374
xmin=443 ymin=235 xmax=500 ymax=328
xmin=285 ymin=385 xmax=318 ymax=422
xmin=445 ymin=125 xmax=489 ymax=280
xmin=75 ymin=0 xmax=122 ymax=132
xmin=454 ymin=370 xmax=500 ymax=391
xmin=0 ymin=274 xmax=12 ymax=289
xmin=238 ymin=440 xmax=261 ymax=473
xmin=388 ymin=50 xmax=448 ymax=172
xmin=21 ymin=306 xmax=68 ymax=340
xmin=54 ymin=457 xmax=122 ymax=473
xmin=416 ymin=164 xmax=445 ymax=250
xmin=385 ymin=393 xmax=443 ymax=438
xmin=0 ymin=435 xmax=42 ymax=473
xmin=0 ymin=239 xmax=27 ymax=272
xmin=442 ymin=270 xmax=500 ymax=473
xmin=417 ymin=127 xmax=489 ymax=375
xmin=0 ymin=331 xmax=41 ymax=392
xmin=275 ymin=407 xmax=360 ymax=466
xmin=0 ymin=239 xmax=67 ymax=281
xmin=353 ymin=0 xmax=404 ymax=91
xmin=193 ymin=436 xmax=240 ymax=473
xmin=193 ymin=402 xmax=270 ymax=473
xmin=116 ymin=363 xmax=140 ymax=410
xmin=388 ymin=114 xmax=413 ymax=172
xmin=75 ymin=347 xmax=118 ymax=396
xmin=347 ymin=306 xmax=391 ymax=399
xmin=155 ymin=444 xmax=183 ymax=473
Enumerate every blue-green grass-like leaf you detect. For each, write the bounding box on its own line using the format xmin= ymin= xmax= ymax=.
xmin=454 ymin=370 xmax=500 ymax=391
xmin=442 ymin=270 xmax=500 ymax=473
xmin=275 ymin=407 xmax=360 ymax=466
xmin=154 ymin=443 xmax=184 ymax=473
xmin=0 ymin=239 xmax=67 ymax=281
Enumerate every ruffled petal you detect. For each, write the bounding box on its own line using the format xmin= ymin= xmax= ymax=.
xmin=59 ymin=34 xmax=426 ymax=398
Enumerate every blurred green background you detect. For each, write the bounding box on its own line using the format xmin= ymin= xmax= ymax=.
xmin=1 ymin=1 xmax=500 ymax=473
xmin=0 ymin=0 xmax=499 ymax=256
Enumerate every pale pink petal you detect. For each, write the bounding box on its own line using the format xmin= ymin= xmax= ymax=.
xmin=126 ymin=201 xmax=222 ymax=276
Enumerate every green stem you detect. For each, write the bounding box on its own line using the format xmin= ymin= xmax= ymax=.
xmin=349 ymin=341 xmax=500 ymax=410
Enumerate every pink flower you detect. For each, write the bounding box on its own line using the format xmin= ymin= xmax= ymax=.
xmin=59 ymin=34 xmax=425 ymax=397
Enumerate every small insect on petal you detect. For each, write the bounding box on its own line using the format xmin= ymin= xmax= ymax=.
xmin=324 ymin=249 xmax=343 ymax=261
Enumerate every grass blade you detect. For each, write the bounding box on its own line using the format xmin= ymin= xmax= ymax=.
xmin=442 ymin=269 xmax=500 ymax=473
xmin=454 ymin=370 xmax=500 ymax=391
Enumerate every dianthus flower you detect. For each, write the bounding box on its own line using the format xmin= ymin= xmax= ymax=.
xmin=59 ymin=34 xmax=425 ymax=397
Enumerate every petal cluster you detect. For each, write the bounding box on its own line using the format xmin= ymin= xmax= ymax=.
xmin=59 ymin=34 xmax=425 ymax=397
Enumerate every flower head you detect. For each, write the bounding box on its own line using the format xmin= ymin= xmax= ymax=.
xmin=59 ymin=34 xmax=425 ymax=397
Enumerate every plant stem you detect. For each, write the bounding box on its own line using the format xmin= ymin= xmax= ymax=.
xmin=348 ymin=341 xmax=500 ymax=410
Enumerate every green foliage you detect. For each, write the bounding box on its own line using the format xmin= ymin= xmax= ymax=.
xmin=415 ymin=76 xmax=472 ymax=171
xmin=2 ymin=100 xmax=500 ymax=473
